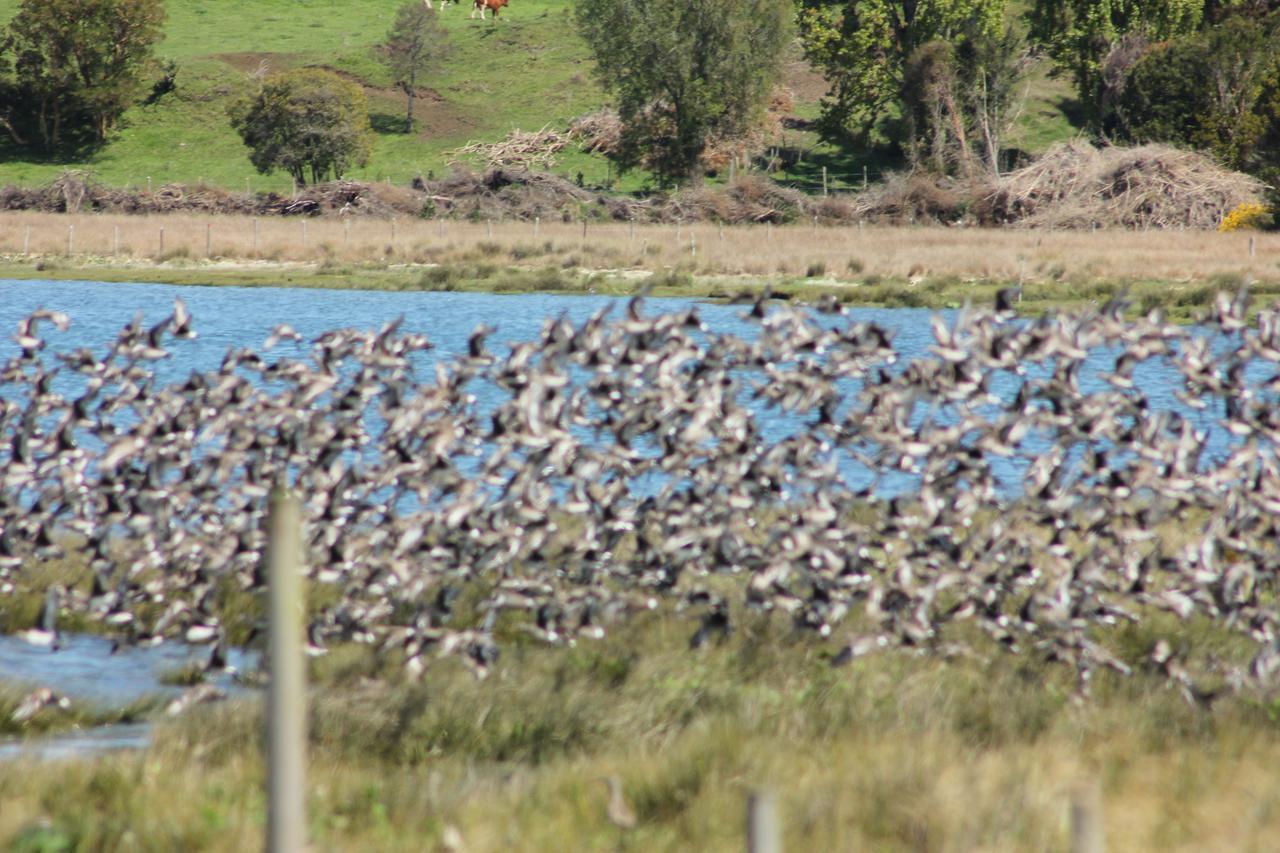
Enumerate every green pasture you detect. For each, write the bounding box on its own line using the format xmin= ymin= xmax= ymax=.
xmin=0 ymin=0 xmax=1081 ymax=194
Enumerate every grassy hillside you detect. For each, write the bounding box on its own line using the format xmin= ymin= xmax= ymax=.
xmin=0 ymin=0 xmax=1081 ymax=193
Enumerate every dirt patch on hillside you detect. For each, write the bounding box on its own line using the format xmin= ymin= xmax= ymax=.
xmin=214 ymin=51 xmax=299 ymax=76
xmin=211 ymin=57 xmax=476 ymax=140
xmin=782 ymin=58 xmax=829 ymax=105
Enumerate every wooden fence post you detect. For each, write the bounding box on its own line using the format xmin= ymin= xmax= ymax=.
xmin=747 ymin=790 xmax=780 ymax=853
xmin=267 ymin=489 xmax=306 ymax=853
xmin=822 ymin=166 xmax=828 ymax=197
xmin=113 ymin=225 xmax=120 ymax=256
xmin=158 ymin=226 xmax=165 ymax=257
xmin=67 ymin=224 xmax=74 ymax=256
xmin=23 ymin=225 xmax=30 ymax=255
xmin=206 ymin=223 xmax=212 ymax=258
xmin=1070 ymin=781 xmax=1104 ymax=853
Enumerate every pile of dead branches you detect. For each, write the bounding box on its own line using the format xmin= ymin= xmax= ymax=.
xmin=569 ymin=88 xmax=793 ymax=175
xmin=983 ymin=140 xmax=1265 ymax=229
xmin=569 ymin=111 xmax=622 ymax=155
xmin=449 ymin=125 xmax=572 ymax=170
xmin=852 ymin=172 xmax=976 ymax=225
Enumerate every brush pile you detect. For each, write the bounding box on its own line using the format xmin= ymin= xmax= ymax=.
xmin=0 ymin=140 xmax=1264 ymax=228
xmin=982 ymin=140 xmax=1265 ymax=229
xmin=449 ymin=125 xmax=573 ymax=171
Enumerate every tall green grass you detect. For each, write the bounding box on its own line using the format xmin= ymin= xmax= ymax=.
xmin=3 ymin=611 xmax=1280 ymax=850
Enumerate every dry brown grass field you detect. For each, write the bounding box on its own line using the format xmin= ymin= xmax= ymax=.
xmin=0 ymin=212 xmax=1272 ymax=293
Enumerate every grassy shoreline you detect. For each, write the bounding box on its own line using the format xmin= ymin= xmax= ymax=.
xmin=2 ymin=617 xmax=1279 ymax=851
xmin=1 ymin=211 xmax=1277 ymax=320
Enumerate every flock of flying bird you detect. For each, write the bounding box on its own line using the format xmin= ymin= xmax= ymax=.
xmin=3 ymin=285 xmax=1280 ymax=709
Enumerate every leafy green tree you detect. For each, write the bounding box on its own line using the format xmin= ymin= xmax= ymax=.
xmin=1110 ymin=14 xmax=1280 ymax=170
xmin=574 ymin=0 xmax=789 ymax=184
xmin=2 ymin=0 xmax=165 ymax=151
xmin=379 ymin=2 xmax=452 ymax=133
xmin=795 ymin=0 xmax=1005 ymax=142
xmin=228 ymin=68 xmax=374 ymax=186
xmin=899 ymin=27 xmax=1031 ymax=176
xmin=1027 ymin=0 xmax=1205 ymax=126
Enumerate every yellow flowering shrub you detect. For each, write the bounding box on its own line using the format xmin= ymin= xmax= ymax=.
xmin=1219 ymin=202 xmax=1271 ymax=232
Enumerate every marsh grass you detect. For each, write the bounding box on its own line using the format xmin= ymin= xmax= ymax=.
xmin=1 ymin=212 xmax=1276 ymax=319
xmin=0 ymin=686 xmax=161 ymax=737
xmin=3 ymin=610 xmax=1280 ymax=850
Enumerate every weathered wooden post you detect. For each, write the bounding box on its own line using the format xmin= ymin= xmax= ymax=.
xmin=158 ymin=226 xmax=165 ymax=257
xmin=113 ymin=225 xmax=120 ymax=256
xmin=23 ymin=225 xmax=30 ymax=255
xmin=822 ymin=166 xmax=828 ymax=197
xmin=67 ymin=224 xmax=74 ymax=256
xmin=1070 ymin=781 xmax=1104 ymax=853
xmin=862 ymin=165 xmax=868 ymax=189
xmin=1250 ymin=235 xmax=1256 ymax=259
xmin=206 ymin=223 xmax=212 ymax=258
xmin=747 ymin=790 xmax=780 ymax=853
xmin=254 ymin=218 xmax=260 ymax=254
xmin=267 ymin=488 xmax=306 ymax=853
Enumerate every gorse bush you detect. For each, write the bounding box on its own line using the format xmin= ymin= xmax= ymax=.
xmin=1219 ymin=202 xmax=1272 ymax=233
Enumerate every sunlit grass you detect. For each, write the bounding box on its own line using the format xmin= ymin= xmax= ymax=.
xmin=0 ymin=212 xmax=1274 ymax=319
xmin=2 ymin=610 xmax=1280 ymax=850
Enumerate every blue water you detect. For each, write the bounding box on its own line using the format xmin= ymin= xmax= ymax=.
xmin=0 ymin=277 xmax=1258 ymax=759
xmin=0 ymin=632 xmax=255 ymax=761
xmin=0 ymin=277 xmax=1244 ymax=495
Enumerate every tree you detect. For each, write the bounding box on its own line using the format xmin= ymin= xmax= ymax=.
xmin=2 ymin=0 xmax=165 ymax=151
xmin=1109 ymin=14 xmax=1280 ymax=171
xmin=1027 ymin=0 xmax=1205 ymax=127
xmin=379 ymin=2 xmax=452 ymax=133
xmin=795 ymin=0 xmax=1006 ymax=142
xmin=900 ymin=27 xmax=1031 ymax=176
xmin=228 ymin=68 xmax=374 ymax=186
xmin=574 ymin=0 xmax=789 ymax=184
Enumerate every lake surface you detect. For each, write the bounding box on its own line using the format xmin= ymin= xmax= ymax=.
xmin=0 ymin=632 xmax=255 ymax=761
xmin=0 ymin=277 xmax=1251 ymax=758
xmin=0 ymin=277 xmax=1244 ymax=486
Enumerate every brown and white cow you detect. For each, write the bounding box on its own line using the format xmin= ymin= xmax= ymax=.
xmin=471 ymin=0 xmax=508 ymax=19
